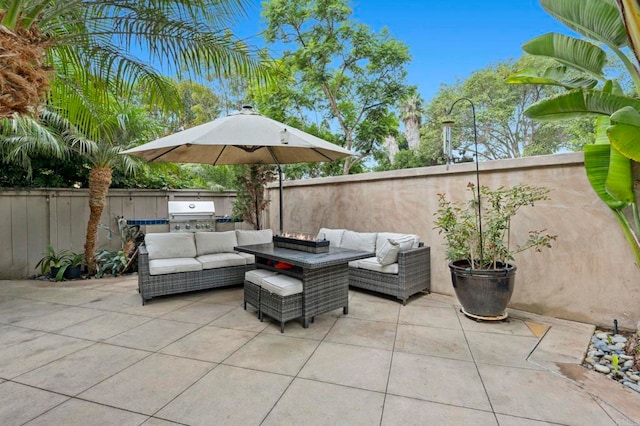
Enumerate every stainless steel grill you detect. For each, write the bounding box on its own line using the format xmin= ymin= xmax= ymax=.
xmin=168 ymin=201 xmax=215 ymax=232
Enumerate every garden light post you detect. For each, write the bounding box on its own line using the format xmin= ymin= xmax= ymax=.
xmin=443 ymin=98 xmax=483 ymax=264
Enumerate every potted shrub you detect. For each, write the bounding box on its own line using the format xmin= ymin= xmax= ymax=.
xmin=35 ymin=245 xmax=72 ymax=281
xmin=434 ymin=182 xmax=556 ymax=320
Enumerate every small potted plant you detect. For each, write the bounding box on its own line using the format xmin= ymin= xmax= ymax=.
xmin=35 ymin=245 xmax=72 ymax=281
xmin=434 ymin=182 xmax=556 ymax=320
xmin=60 ymin=252 xmax=85 ymax=279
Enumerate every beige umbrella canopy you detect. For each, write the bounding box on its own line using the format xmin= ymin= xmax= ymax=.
xmin=121 ymin=106 xmax=352 ymax=232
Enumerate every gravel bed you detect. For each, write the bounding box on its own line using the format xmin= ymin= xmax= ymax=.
xmin=583 ymin=327 xmax=640 ymax=393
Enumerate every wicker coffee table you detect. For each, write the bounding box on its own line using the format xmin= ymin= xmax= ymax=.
xmin=235 ymin=243 xmax=373 ymax=328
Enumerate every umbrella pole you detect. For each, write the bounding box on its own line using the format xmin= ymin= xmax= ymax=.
xmin=278 ymin=164 xmax=283 ymax=235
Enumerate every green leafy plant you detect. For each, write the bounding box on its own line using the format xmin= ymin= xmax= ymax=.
xmin=434 ymin=183 xmax=557 ymax=269
xmin=94 ymin=249 xmax=128 ymax=278
xmin=35 ymin=245 xmax=72 ymax=280
xmin=507 ymin=0 xmax=640 ymax=265
xmin=612 ymin=353 xmax=620 ymax=374
xmin=54 ymin=252 xmax=86 ymax=281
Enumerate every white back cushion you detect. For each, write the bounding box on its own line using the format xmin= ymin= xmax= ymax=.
xmin=195 ymin=231 xmax=238 ymax=256
xmin=340 ymin=231 xmax=377 ymax=252
xmin=375 ymin=232 xmax=420 ymax=251
xmin=236 ymin=229 xmax=273 ymax=245
xmin=145 ymin=233 xmax=196 ymax=260
xmin=317 ymin=228 xmax=346 ymax=247
xmin=376 ymin=239 xmax=400 ymax=266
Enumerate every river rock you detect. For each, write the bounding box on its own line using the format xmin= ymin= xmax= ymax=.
xmin=624 ymin=360 xmax=635 ymax=368
xmin=594 ymin=341 xmax=608 ymax=351
xmin=620 ymin=354 xmax=634 ymax=360
xmin=595 ymin=365 xmax=611 ymax=374
xmin=624 ymin=382 xmax=640 ymax=393
xmin=596 ymin=332 xmax=609 ymax=340
xmin=612 ymin=336 xmax=627 ymax=344
xmin=615 ymin=342 xmax=627 ymax=349
xmin=629 ymin=374 xmax=640 ymax=382
xmin=584 ymin=357 xmax=595 ymax=365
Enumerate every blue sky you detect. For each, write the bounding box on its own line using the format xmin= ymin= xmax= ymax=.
xmin=233 ymin=0 xmax=569 ymax=102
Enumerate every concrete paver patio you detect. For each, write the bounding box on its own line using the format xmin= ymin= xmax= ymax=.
xmin=0 ymin=276 xmax=638 ymax=425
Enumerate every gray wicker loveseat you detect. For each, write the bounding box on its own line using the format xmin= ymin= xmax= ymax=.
xmin=317 ymin=228 xmax=430 ymax=304
xmin=137 ymin=229 xmax=272 ymax=304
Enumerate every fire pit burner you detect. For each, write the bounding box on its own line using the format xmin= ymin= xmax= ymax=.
xmin=273 ymin=234 xmax=329 ymax=253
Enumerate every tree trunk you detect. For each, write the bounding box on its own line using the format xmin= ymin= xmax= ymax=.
xmin=84 ymin=166 xmax=112 ymax=275
xmin=405 ymin=119 xmax=420 ymax=150
xmin=384 ymin=135 xmax=399 ymax=160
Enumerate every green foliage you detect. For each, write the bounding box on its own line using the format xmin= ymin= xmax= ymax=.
xmin=94 ymin=249 xmax=128 ymax=278
xmin=420 ymin=56 xmax=591 ymax=166
xmin=35 ymin=246 xmax=84 ymax=281
xmin=262 ymin=0 xmax=412 ymax=174
xmin=35 ymin=245 xmax=72 ymax=275
xmin=612 ymin=353 xmax=620 ymax=374
xmin=508 ymin=0 xmax=640 ymax=266
xmin=434 ymin=184 xmax=557 ymax=269
xmin=172 ymin=81 xmax=223 ymax=131
xmin=1 ymin=0 xmax=268 ymax=137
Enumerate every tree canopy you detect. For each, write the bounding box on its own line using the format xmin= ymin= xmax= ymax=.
xmin=262 ymin=0 xmax=413 ymax=174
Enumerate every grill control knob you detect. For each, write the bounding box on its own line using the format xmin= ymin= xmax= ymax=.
xmin=205 ymin=223 xmax=211 ymax=229
xmin=195 ymin=224 xmax=201 ymax=229
xmin=185 ymin=224 xmax=191 ymax=230
xmin=174 ymin=224 xmax=181 ymax=230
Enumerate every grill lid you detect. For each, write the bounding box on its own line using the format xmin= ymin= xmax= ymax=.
xmin=168 ymin=201 xmax=215 ymax=220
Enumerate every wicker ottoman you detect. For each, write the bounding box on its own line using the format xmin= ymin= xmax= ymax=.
xmin=259 ymin=274 xmax=304 ymax=333
xmin=243 ymin=269 xmax=278 ymax=318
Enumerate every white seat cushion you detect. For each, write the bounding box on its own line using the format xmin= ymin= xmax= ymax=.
xmin=339 ymin=230 xmax=377 ymax=252
xmin=375 ymin=232 xmax=420 ymax=251
xmin=236 ymin=229 xmax=273 ymax=246
xmin=245 ymin=269 xmax=278 ymax=285
xmin=195 ymin=231 xmax=238 ymax=256
xmin=145 ymin=233 xmax=197 ymax=260
xmin=261 ymin=274 xmax=303 ymax=297
xmin=149 ymin=258 xmax=202 ymax=275
xmin=376 ymin=239 xmax=401 ymax=266
xmin=236 ymin=252 xmax=256 ymax=264
xmin=196 ymin=253 xmax=247 ymax=269
xmin=317 ymin=228 xmax=346 ymax=247
xmin=355 ymin=257 xmax=398 ymax=275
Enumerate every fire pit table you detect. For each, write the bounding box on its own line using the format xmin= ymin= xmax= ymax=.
xmin=234 ymin=242 xmax=374 ymax=328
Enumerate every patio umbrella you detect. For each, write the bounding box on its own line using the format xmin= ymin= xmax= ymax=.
xmin=120 ymin=106 xmax=352 ymax=233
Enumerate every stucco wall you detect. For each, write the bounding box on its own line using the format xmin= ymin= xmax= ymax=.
xmin=267 ymin=153 xmax=640 ymax=329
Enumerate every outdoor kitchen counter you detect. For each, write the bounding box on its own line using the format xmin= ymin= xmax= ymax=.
xmin=234 ymin=243 xmax=374 ymax=327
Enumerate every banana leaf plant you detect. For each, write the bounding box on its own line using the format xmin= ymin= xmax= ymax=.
xmin=507 ymin=0 xmax=640 ymax=266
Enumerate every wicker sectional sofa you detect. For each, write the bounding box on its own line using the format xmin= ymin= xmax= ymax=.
xmin=137 ymin=229 xmax=273 ymax=304
xmin=317 ymin=228 xmax=431 ymax=304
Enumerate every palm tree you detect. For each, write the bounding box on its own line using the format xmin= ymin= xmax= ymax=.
xmin=400 ymin=95 xmax=422 ymax=151
xmin=0 ymin=0 xmax=265 ymax=123
xmin=1 ymin=0 xmax=270 ymax=274
xmin=1 ymin=101 xmax=164 ymax=273
xmin=81 ymin=102 xmax=163 ymax=274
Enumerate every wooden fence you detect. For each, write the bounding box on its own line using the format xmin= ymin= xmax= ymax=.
xmin=0 ymin=189 xmax=237 ymax=279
